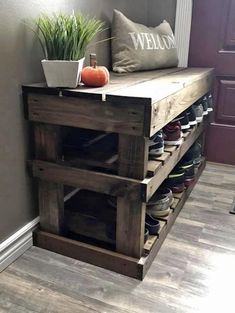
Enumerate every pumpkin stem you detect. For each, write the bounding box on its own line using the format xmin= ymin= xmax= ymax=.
xmin=90 ymin=53 xmax=97 ymax=68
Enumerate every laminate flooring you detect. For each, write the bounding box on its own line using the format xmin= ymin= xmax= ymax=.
xmin=0 ymin=162 xmax=235 ymax=313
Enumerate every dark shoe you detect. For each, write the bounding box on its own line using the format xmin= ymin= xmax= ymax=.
xmin=186 ymin=107 xmax=197 ymax=127
xmin=207 ymin=93 xmax=213 ymax=112
xmin=184 ymin=142 xmax=202 ymax=167
xmin=165 ymin=167 xmax=185 ymax=193
xmin=178 ymin=159 xmax=195 ymax=187
xmin=163 ymin=121 xmax=183 ymax=146
xmin=158 ymin=187 xmax=174 ymax=206
xmin=202 ymin=96 xmax=209 ymax=116
xmin=144 ymin=228 xmax=149 ymax=243
xmin=177 ymin=112 xmax=190 ymax=131
xmin=145 ymin=214 xmax=160 ymax=235
xmin=193 ymin=102 xmax=204 ymax=123
xmin=149 ymin=130 xmax=164 ymax=157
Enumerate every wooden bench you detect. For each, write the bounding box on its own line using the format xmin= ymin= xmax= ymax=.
xmin=23 ymin=67 xmax=213 ymax=280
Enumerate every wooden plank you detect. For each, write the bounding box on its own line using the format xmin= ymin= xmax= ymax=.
xmin=34 ymin=124 xmax=64 ymax=234
xmin=147 ymin=160 xmax=162 ymax=177
xmin=142 ymin=122 xmax=205 ymax=202
xmin=153 ymin=152 xmax=171 ymax=164
xmin=116 ymin=134 xmax=149 ymax=258
xmin=144 ymin=220 xmax=166 ymax=253
xmin=118 ymin=135 xmax=149 ymax=180
xmin=148 ymin=68 xmax=213 ymax=136
xmin=33 ymin=230 xmax=142 ymax=280
xmin=139 ymin=160 xmax=206 ymax=279
xmin=164 ymin=145 xmax=177 ymax=154
xmin=27 ymin=94 xmax=146 ymax=136
xmin=182 ymin=131 xmax=191 ymax=138
xmin=32 ymin=160 xmax=142 ymax=200
xmin=116 ymin=199 xmax=146 ymax=258
xmin=171 ymin=198 xmax=180 ymax=210
xmin=174 ymin=192 xmax=185 ymax=199
xmin=22 ymin=68 xmax=183 ymax=98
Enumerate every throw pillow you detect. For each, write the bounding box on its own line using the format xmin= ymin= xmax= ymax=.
xmin=111 ymin=10 xmax=178 ymax=73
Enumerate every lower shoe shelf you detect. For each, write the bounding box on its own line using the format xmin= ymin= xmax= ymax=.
xmin=33 ymin=160 xmax=206 ymax=280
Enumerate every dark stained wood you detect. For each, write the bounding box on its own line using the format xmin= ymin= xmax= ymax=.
xmin=139 ymin=160 xmax=206 ymax=279
xmin=118 ymin=135 xmax=149 ymax=180
xmin=22 ymin=68 xmax=182 ymax=97
xmin=32 ymin=160 xmax=142 ymax=201
xmin=25 ymin=68 xmax=213 ymax=138
xmin=153 ymin=152 xmax=171 ymax=164
xmin=33 ymin=230 xmax=141 ymax=280
xmin=28 ymin=94 xmax=146 ymax=136
xmin=148 ymin=68 xmax=213 ymax=136
xmin=3 ymin=162 xmax=235 ymax=312
xmin=116 ymin=135 xmax=148 ymax=258
xmin=147 ymin=160 xmax=162 ymax=177
xmin=34 ymin=124 xmax=64 ymax=234
xmin=116 ymin=199 xmax=146 ymax=258
xmin=164 ymin=145 xmax=177 ymax=155
xmin=143 ymin=123 xmax=205 ymax=202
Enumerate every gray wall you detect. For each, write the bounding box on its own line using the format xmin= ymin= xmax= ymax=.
xmin=0 ymin=0 xmax=176 ymax=244
xmin=0 ymin=0 xmax=148 ymax=244
xmin=148 ymin=0 xmax=177 ymax=30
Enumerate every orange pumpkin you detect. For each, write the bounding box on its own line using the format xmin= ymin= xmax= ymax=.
xmin=81 ymin=54 xmax=109 ymax=87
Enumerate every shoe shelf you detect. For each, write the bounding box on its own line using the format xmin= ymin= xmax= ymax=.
xmin=23 ymin=67 xmax=213 ymax=280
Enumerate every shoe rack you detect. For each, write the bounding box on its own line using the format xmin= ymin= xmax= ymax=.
xmin=23 ymin=67 xmax=213 ymax=280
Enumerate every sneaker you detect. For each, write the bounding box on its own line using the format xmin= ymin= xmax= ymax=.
xmin=207 ymin=93 xmax=213 ymax=112
xmin=165 ymin=167 xmax=185 ymax=193
xmin=150 ymin=207 xmax=171 ymax=218
xmin=144 ymin=228 xmax=149 ymax=243
xmin=176 ymin=112 xmax=190 ymax=131
xmin=193 ymin=102 xmax=204 ymax=123
xmin=145 ymin=214 xmax=160 ymax=235
xmin=147 ymin=190 xmax=171 ymax=212
xmin=186 ymin=107 xmax=197 ymax=126
xmin=163 ymin=121 xmax=183 ymax=146
xmin=149 ymin=130 xmax=164 ymax=157
xmin=185 ymin=142 xmax=202 ymax=167
xmin=178 ymin=158 xmax=195 ymax=187
xmin=202 ymin=96 xmax=208 ymax=116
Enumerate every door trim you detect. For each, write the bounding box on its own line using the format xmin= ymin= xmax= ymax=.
xmin=175 ymin=0 xmax=193 ymax=67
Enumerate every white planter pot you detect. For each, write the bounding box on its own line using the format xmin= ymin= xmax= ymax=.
xmin=41 ymin=58 xmax=85 ymax=88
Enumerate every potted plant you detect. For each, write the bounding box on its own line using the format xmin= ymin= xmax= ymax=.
xmin=34 ymin=12 xmax=104 ymax=88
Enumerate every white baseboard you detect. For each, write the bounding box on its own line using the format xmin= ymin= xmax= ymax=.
xmin=0 ymin=217 xmax=39 ymax=272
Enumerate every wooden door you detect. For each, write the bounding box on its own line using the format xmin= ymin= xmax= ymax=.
xmin=189 ymin=0 xmax=235 ymax=165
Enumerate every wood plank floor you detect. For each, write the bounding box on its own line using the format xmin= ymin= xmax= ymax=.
xmin=1 ymin=162 xmax=235 ymax=313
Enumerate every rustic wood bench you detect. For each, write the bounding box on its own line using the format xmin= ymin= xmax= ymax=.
xmin=23 ymin=67 xmax=213 ymax=280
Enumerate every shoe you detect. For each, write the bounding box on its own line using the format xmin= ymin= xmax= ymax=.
xmin=147 ymin=192 xmax=171 ymax=212
xmin=165 ymin=167 xmax=185 ymax=193
xmin=207 ymin=93 xmax=213 ymax=112
xmin=178 ymin=158 xmax=195 ymax=187
xmin=158 ymin=187 xmax=174 ymax=206
xmin=149 ymin=130 xmax=164 ymax=157
xmin=151 ymin=207 xmax=171 ymax=218
xmin=193 ymin=102 xmax=204 ymax=123
xmin=163 ymin=121 xmax=183 ymax=146
xmin=186 ymin=107 xmax=197 ymax=126
xmin=174 ymin=112 xmax=190 ymax=131
xmin=145 ymin=214 xmax=160 ymax=235
xmin=202 ymin=96 xmax=209 ymax=116
xmin=185 ymin=142 xmax=203 ymax=167
xmin=144 ymin=228 xmax=149 ymax=243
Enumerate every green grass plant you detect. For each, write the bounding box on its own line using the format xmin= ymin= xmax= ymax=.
xmin=34 ymin=11 xmax=104 ymax=60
